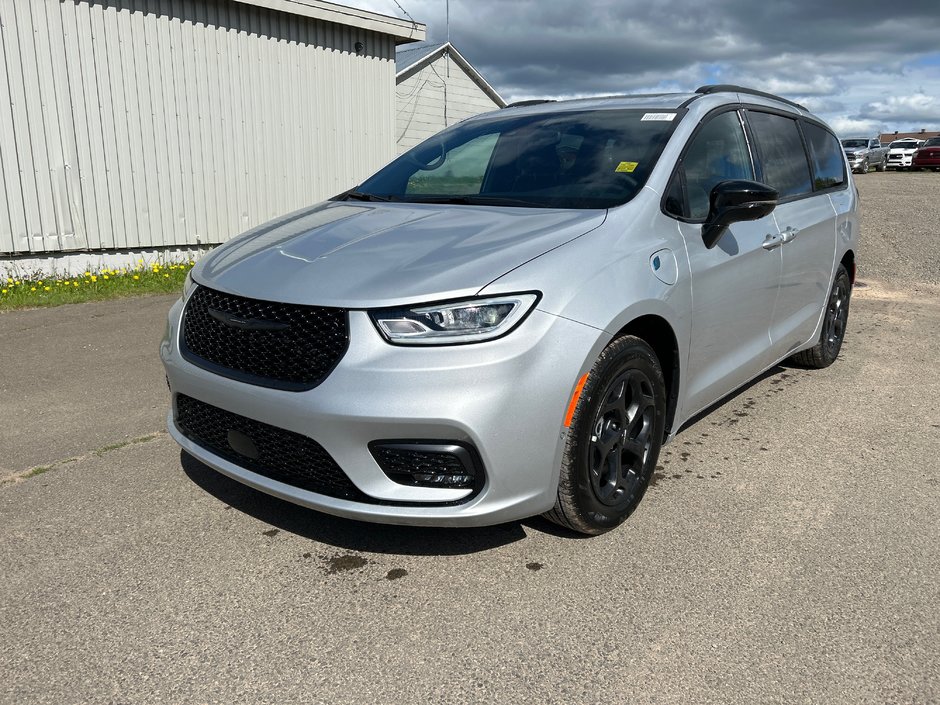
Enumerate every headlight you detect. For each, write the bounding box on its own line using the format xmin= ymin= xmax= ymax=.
xmin=370 ymin=293 xmax=539 ymax=345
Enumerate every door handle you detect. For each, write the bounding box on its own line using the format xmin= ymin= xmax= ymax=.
xmin=762 ymin=233 xmax=783 ymax=250
xmin=781 ymin=227 xmax=800 ymax=243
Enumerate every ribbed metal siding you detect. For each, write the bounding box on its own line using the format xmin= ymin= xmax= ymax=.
xmin=0 ymin=0 xmax=396 ymax=255
xmin=396 ymin=55 xmax=502 ymax=154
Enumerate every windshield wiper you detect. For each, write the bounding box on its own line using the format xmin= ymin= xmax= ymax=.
xmin=335 ymin=190 xmax=395 ymax=202
xmin=405 ymin=195 xmax=547 ymax=208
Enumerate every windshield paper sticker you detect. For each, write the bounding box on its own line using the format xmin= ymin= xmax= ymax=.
xmin=640 ymin=113 xmax=676 ymax=121
xmin=616 ymin=161 xmax=638 ymax=173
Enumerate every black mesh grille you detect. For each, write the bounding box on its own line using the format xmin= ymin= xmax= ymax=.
xmin=374 ymin=448 xmax=468 ymax=477
xmin=175 ymin=394 xmax=366 ymax=501
xmin=181 ymin=286 xmax=348 ymax=390
xmin=370 ymin=442 xmax=484 ymax=494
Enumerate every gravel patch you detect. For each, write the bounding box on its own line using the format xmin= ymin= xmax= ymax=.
xmin=854 ymin=170 xmax=940 ymax=288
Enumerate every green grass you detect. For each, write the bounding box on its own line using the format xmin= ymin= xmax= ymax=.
xmin=2 ymin=433 xmax=165 ymax=486
xmin=21 ymin=465 xmax=53 ymax=479
xmin=93 ymin=433 xmax=163 ymax=457
xmin=0 ymin=260 xmax=193 ymax=311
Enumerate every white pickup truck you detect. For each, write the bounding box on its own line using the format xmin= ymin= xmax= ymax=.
xmin=841 ymin=137 xmax=888 ymax=173
xmin=886 ymin=138 xmax=924 ymax=170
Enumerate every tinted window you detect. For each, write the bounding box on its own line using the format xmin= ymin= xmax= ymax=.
xmin=803 ymin=122 xmax=846 ymax=190
xmin=357 ymin=110 xmax=678 ymax=209
xmin=747 ymin=111 xmax=813 ymax=198
xmin=406 ymin=133 xmax=499 ymax=195
xmin=664 ymin=110 xmax=754 ymax=220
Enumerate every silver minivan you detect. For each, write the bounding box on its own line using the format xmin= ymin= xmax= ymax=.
xmin=161 ymin=85 xmax=857 ymax=535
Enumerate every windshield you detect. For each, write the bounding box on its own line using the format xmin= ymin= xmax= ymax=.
xmin=841 ymin=139 xmax=867 ymax=148
xmin=351 ymin=109 xmax=680 ymax=209
xmin=890 ymin=140 xmax=919 ymax=149
xmin=922 ymin=138 xmax=940 ymax=148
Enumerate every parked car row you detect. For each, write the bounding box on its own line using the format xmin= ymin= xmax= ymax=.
xmin=843 ymin=136 xmax=940 ymax=172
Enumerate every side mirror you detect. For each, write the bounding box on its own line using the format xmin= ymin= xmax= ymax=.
xmin=702 ymin=180 xmax=778 ymax=249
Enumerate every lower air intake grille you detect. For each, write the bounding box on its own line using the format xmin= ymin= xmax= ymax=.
xmin=175 ymin=394 xmax=366 ymax=501
xmin=370 ymin=441 xmax=484 ymax=493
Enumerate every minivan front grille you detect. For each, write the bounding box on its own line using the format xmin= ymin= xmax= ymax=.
xmin=175 ymin=394 xmax=367 ymax=501
xmin=181 ymin=285 xmax=348 ymax=390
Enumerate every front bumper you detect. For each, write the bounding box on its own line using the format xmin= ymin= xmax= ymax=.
xmin=160 ymin=295 xmax=604 ymax=527
xmin=846 ymin=155 xmax=867 ymax=170
xmin=888 ymin=154 xmax=915 ymax=168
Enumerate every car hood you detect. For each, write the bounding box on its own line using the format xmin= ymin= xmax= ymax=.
xmin=193 ymin=201 xmax=607 ymax=308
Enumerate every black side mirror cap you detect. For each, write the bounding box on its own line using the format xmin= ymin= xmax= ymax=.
xmin=702 ymin=180 xmax=779 ymax=249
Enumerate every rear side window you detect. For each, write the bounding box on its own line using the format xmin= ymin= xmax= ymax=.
xmin=664 ymin=110 xmax=754 ymax=221
xmin=747 ymin=111 xmax=813 ymax=199
xmin=802 ymin=122 xmax=846 ymax=190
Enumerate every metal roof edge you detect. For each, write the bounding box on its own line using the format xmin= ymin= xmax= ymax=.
xmin=232 ymin=0 xmax=426 ymax=43
xmin=396 ymin=42 xmax=506 ymax=107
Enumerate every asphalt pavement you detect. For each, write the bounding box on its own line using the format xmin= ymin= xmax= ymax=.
xmin=1 ymin=279 xmax=938 ymax=704
xmin=3 ymin=171 xmax=940 ymax=704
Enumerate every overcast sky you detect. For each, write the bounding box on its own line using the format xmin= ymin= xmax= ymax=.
xmin=349 ymin=0 xmax=940 ymax=137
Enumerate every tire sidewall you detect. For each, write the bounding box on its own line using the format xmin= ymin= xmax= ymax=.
xmin=565 ymin=338 xmax=666 ymax=531
xmin=821 ymin=265 xmax=852 ymax=364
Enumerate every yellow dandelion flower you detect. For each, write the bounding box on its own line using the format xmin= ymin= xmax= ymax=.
xmin=73 ymin=282 xmax=79 ymax=287
xmin=84 ymin=271 xmax=91 ymax=277
xmin=38 ymin=280 xmax=43 ymax=285
xmin=30 ymin=287 xmax=37 ymax=292
xmin=91 ymin=275 xmax=97 ymax=282
xmin=133 ymin=275 xmax=139 ymax=280
xmin=44 ymin=286 xmax=51 ymax=291
xmin=5 ymin=278 xmax=11 ymax=284
xmin=103 ymin=275 xmax=109 ymax=280
xmin=164 ymin=274 xmax=170 ymax=278
xmin=1 ymin=289 xmax=7 ymax=294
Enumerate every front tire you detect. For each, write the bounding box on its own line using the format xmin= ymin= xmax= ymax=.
xmin=545 ymin=336 xmax=666 ymax=535
xmin=859 ymin=159 xmax=869 ymax=174
xmin=790 ymin=264 xmax=851 ymax=369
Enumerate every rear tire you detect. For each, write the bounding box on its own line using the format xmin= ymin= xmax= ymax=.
xmin=790 ymin=264 xmax=851 ymax=369
xmin=876 ymin=160 xmax=887 ymax=172
xmin=544 ymin=336 xmax=666 ymax=535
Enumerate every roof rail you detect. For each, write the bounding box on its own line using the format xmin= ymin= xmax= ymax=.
xmin=695 ymin=84 xmax=808 ymax=112
xmin=504 ymin=99 xmax=556 ymax=109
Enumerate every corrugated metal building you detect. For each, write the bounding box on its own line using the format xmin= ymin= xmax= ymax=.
xmin=395 ymin=41 xmax=505 ymax=154
xmin=0 ymin=0 xmax=424 ymax=274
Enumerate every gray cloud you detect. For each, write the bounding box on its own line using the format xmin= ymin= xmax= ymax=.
xmin=355 ymin=0 xmax=940 ymax=131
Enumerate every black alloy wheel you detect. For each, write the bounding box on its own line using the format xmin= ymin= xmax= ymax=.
xmin=823 ymin=271 xmax=850 ymax=359
xmin=588 ymin=369 xmax=656 ymax=507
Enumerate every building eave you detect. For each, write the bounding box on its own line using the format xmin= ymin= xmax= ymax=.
xmin=396 ymin=41 xmax=506 ymax=107
xmin=233 ymin=0 xmax=426 ymax=43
